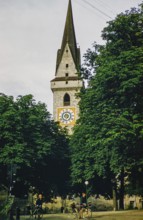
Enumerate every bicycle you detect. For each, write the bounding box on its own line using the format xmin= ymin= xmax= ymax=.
xmin=68 ymin=203 xmax=80 ymax=219
xmin=69 ymin=203 xmax=92 ymax=219
xmin=78 ymin=202 xmax=93 ymax=219
xmin=82 ymin=206 xmax=92 ymax=219
xmin=33 ymin=205 xmax=43 ymax=219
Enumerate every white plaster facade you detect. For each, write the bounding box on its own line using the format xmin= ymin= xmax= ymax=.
xmin=51 ymin=44 xmax=83 ymax=134
xmin=56 ymin=44 xmax=78 ymax=78
xmin=51 ymin=0 xmax=83 ymax=134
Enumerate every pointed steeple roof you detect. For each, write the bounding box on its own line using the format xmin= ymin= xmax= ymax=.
xmin=56 ymin=0 xmax=80 ymax=73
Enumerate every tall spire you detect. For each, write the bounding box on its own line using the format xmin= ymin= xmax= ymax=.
xmin=56 ymin=0 xmax=80 ymax=72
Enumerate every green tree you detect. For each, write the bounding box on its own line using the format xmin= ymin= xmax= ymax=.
xmin=70 ymin=4 xmax=143 ymax=209
xmin=0 ymin=93 xmax=70 ymax=197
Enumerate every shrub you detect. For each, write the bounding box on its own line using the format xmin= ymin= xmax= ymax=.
xmin=0 ymin=196 xmax=15 ymax=219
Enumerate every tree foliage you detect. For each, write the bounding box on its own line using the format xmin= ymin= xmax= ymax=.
xmin=0 ymin=93 xmax=70 ymax=197
xmin=70 ymin=4 xmax=143 ymax=198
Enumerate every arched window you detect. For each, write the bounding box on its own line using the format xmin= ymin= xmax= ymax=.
xmin=64 ymin=93 xmax=70 ymax=106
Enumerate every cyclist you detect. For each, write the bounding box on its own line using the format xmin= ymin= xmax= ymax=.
xmin=34 ymin=194 xmax=43 ymax=219
xmin=79 ymin=192 xmax=87 ymax=219
xmin=36 ymin=194 xmax=43 ymax=208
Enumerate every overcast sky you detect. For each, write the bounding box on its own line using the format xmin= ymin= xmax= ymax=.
xmin=0 ymin=0 xmax=142 ymax=115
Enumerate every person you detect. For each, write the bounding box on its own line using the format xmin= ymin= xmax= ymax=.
xmin=70 ymin=202 xmax=79 ymax=219
xmin=36 ymin=194 xmax=43 ymax=209
xmin=34 ymin=194 xmax=43 ymax=218
xmin=71 ymin=202 xmax=76 ymax=213
xmin=61 ymin=206 xmax=64 ymax=213
xmin=79 ymin=192 xmax=87 ymax=219
xmin=80 ymin=192 xmax=87 ymax=206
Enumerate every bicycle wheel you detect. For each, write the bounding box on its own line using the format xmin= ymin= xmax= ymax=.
xmin=68 ymin=209 xmax=79 ymax=219
xmin=37 ymin=209 xmax=43 ymax=219
xmin=83 ymin=208 xmax=92 ymax=219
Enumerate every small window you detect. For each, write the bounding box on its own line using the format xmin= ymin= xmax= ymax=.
xmin=66 ymin=49 xmax=68 ymax=53
xmin=64 ymin=93 xmax=70 ymax=106
xmin=66 ymin=81 xmax=68 ymax=84
xmin=65 ymin=73 xmax=69 ymax=77
xmin=66 ymin=64 xmax=69 ymax=68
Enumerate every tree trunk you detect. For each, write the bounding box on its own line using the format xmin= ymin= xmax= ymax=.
xmin=119 ymin=169 xmax=124 ymax=210
xmin=113 ymin=185 xmax=118 ymax=211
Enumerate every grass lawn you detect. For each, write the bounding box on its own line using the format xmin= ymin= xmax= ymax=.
xmin=20 ymin=210 xmax=143 ymax=220
xmin=92 ymin=210 xmax=143 ymax=220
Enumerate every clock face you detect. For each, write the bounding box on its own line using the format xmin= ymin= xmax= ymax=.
xmin=58 ymin=108 xmax=75 ymax=125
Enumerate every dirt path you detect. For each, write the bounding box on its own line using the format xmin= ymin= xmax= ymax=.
xmin=21 ymin=210 xmax=143 ymax=220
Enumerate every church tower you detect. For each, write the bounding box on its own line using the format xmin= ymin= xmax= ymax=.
xmin=51 ymin=0 xmax=83 ymax=134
